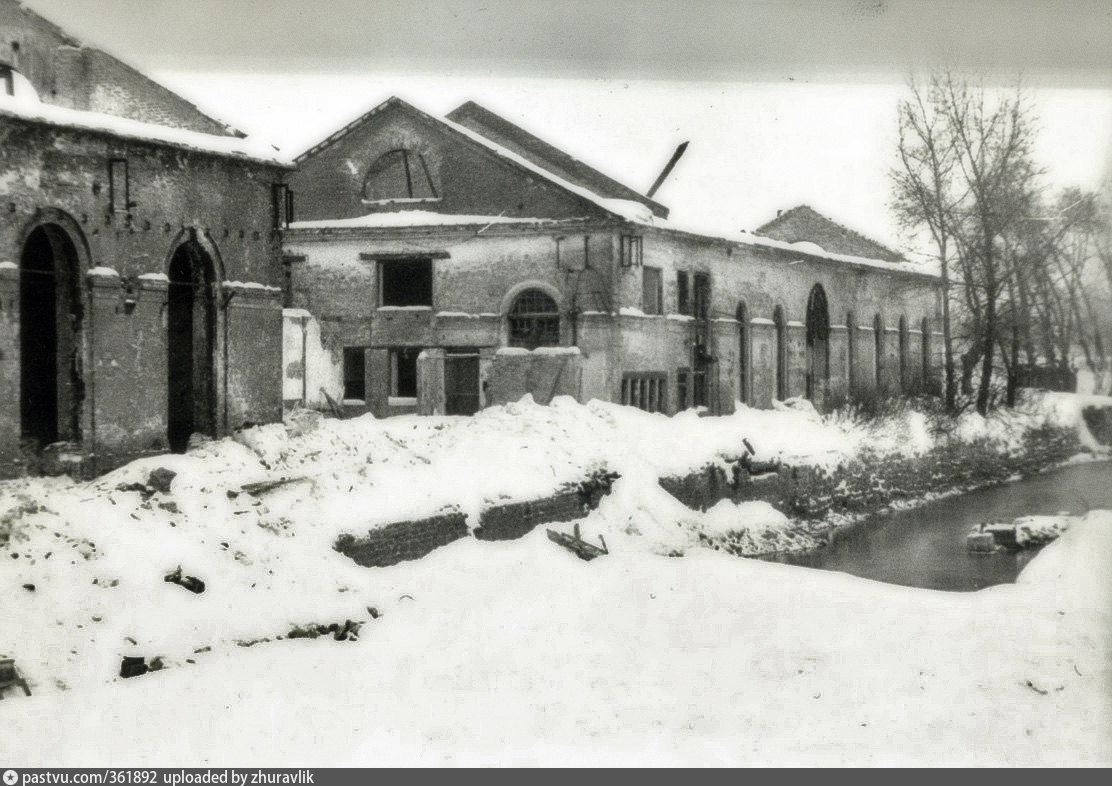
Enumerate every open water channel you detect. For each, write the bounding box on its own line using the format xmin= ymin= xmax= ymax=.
xmin=769 ymin=460 xmax=1112 ymax=591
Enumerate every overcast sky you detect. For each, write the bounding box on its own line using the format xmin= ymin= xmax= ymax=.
xmin=22 ymin=0 xmax=1112 ymax=82
xmin=21 ymin=0 xmax=1112 ymax=248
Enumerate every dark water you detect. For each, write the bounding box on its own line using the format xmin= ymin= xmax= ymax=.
xmin=769 ymin=460 xmax=1112 ymax=592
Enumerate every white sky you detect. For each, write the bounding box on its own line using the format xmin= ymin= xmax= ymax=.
xmin=19 ymin=0 xmax=1112 ymax=249
xmin=154 ymin=71 xmax=1112 ymax=249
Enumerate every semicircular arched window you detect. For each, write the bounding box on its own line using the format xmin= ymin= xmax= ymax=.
xmin=508 ymin=289 xmax=560 ymax=349
xmin=363 ymin=149 xmax=438 ymax=202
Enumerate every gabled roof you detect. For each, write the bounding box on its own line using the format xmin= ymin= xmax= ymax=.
xmin=294 ymin=96 xmax=657 ymax=224
xmin=755 ymin=205 xmax=905 ymax=263
xmin=446 ymin=100 xmax=669 ymax=219
xmin=3 ymin=0 xmax=243 ymax=137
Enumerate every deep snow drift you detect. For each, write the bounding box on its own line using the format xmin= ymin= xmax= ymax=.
xmin=1 ymin=392 xmax=1109 ymax=765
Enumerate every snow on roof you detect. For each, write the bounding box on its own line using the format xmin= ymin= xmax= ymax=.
xmin=287 ymin=211 xmax=581 ymax=230
xmin=292 ymin=97 xmax=935 ymax=279
xmin=0 ymin=92 xmax=291 ymax=167
xmin=627 ymin=211 xmax=940 ymax=279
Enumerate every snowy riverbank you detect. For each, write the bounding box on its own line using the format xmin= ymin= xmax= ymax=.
xmin=1 ymin=391 xmax=1109 ymax=764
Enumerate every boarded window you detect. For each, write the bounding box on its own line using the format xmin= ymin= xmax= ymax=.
xmin=621 ymin=373 xmax=666 ymax=413
xmin=271 ymin=183 xmax=293 ymax=229
xmin=391 ymin=348 xmax=420 ymax=398
xmin=108 ymin=158 xmax=130 ymax=213
xmin=642 ymin=266 xmax=663 ymax=315
xmin=379 ymin=258 xmax=433 ymax=306
xmin=620 ymin=235 xmax=643 ymax=268
xmin=508 ymin=289 xmax=560 ymax=349
xmin=343 ymin=347 xmax=366 ymax=401
xmin=363 ymin=149 xmax=437 ymax=201
xmin=677 ymin=271 xmax=690 ymax=315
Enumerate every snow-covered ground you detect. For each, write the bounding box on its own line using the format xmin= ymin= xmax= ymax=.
xmin=1 ymin=392 xmax=1109 ymax=765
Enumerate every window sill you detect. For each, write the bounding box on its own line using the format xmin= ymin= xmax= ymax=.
xmin=387 ymin=396 xmax=417 ymax=407
xmin=361 ymin=198 xmax=441 ymax=207
xmin=377 ymin=305 xmax=434 ymax=311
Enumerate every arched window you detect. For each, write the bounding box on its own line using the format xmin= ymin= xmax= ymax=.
xmin=898 ymin=315 xmax=909 ymax=392
xmin=873 ymin=314 xmax=884 ymax=391
xmin=736 ymin=301 xmax=750 ymax=406
xmin=773 ymin=305 xmax=787 ymax=401
xmin=805 ymin=285 xmax=830 ymax=403
xmin=363 ymin=149 xmax=438 ymax=202
xmin=508 ymin=289 xmax=560 ymax=349
xmin=846 ymin=310 xmax=856 ymax=397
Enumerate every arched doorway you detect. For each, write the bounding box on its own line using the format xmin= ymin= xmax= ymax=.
xmin=20 ymin=223 xmax=84 ymax=448
xmin=167 ymin=239 xmax=217 ymax=453
xmin=773 ymin=305 xmax=787 ymax=401
xmin=736 ymin=301 xmax=749 ymax=406
xmin=805 ymin=285 xmax=830 ymax=406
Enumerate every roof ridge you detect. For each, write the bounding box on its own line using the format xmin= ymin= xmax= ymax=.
xmin=445 ymin=100 xmax=668 ymax=218
xmin=756 ymin=204 xmax=903 ymax=261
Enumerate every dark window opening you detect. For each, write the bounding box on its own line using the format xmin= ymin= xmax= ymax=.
xmin=363 ymin=149 xmax=438 ymax=201
xmin=921 ymin=318 xmax=931 ymax=384
xmin=676 ymin=367 xmax=689 ymax=410
xmin=108 ymin=158 xmax=130 ymax=214
xmin=642 ymin=266 xmax=663 ymax=315
xmin=773 ymin=305 xmax=787 ymax=400
xmin=379 ymin=258 xmax=433 ymax=307
xmin=620 ymin=235 xmax=643 ymax=268
xmin=736 ymin=302 xmax=749 ymax=405
xmin=874 ymin=314 xmax=884 ymax=388
xmin=846 ymin=311 xmax=857 ymax=395
xmin=1 ymin=66 xmax=13 ymax=97
xmin=508 ymin=288 xmax=560 ymax=349
xmin=692 ymin=344 xmax=710 ymax=408
xmin=271 ymin=183 xmax=293 ymax=229
xmin=693 ymin=272 xmax=710 ymax=321
xmin=898 ymin=316 xmax=909 ymax=391
xmin=621 ymin=373 xmax=666 ymax=413
xmin=391 ymin=348 xmax=420 ymax=399
xmin=676 ymin=271 xmax=690 ymax=315
xmin=805 ymin=284 xmax=830 ymax=402
xmin=343 ymin=347 xmax=366 ymax=401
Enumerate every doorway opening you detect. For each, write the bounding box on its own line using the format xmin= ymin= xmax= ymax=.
xmin=167 ymin=239 xmax=217 ymax=453
xmin=20 ymin=224 xmax=84 ymax=449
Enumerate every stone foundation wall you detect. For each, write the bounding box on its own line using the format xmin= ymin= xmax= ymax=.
xmin=334 ymin=509 xmax=469 ymax=568
xmin=334 ymin=425 xmax=1082 ymax=568
xmin=660 ymin=424 xmax=1082 ymax=519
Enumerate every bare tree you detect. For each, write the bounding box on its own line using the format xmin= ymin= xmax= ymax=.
xmin=893 ymin=73 xmax=1041 ymax=415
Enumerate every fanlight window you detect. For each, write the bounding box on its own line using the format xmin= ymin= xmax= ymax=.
xmin=508 ymin=289 xmax=560 ymax=349
xmin=363 ymin=149 xmax=438 ymax=201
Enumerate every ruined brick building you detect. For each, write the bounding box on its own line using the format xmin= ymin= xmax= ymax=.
xmin=0 ymin=0 xmax=288 ymax=476
xmin=283 ymin=97 xmax=942 ymax=418
xmin=2 ymin=0 xmax=943 ymax=480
